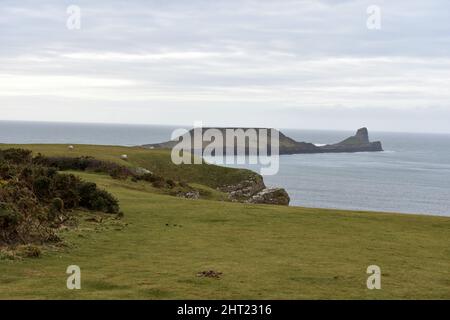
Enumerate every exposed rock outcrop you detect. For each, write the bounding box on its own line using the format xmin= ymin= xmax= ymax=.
xmin=132 ymin=167 xmax=152 ymax=176
xmin=176 ymin=190 xmax=200 ymax=200
xmin=220 ymin=176 xmax=265 ymax=201
xmin=248 ymin=188 xmax=290 ymax=205
xmin=219 ymin=175 xmax=290 ymax=205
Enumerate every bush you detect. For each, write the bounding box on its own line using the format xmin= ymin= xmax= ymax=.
xmin=90 ymin=190 xmax=119 ymax=214
xmin=0 ymin=163 xmax=13 ymax=180
xmin=166 ymin=179 xmax=176 ymax=189
xmin=178 ymin=181 xmax=189 ymax=188
xmin=0 ymin=248 xmax=16 ymax=260
xmin=33 ymin=155 xmax=133 ymax=179
xmin=109 ymin=167 xmax=128 ymax=179
xmin=51 ymin=198 xmax=64 ymax=212
xmin=33 ymin=176 xmax=52 ymax=199
xmin=51 ymin=174 xmax=81 ymax=209
xmin=48 ymin=198 xmax=64 ymax=222
xmin=0 ymin=148 xmax=123 ymax=246
xmin=78 ymin=182 xmax=119 ymax=214
xmin=152 ymin=179 xmax=166 ymax=188
xmin=140 ymin=173 xmax=156 ymax=182
xmin=0 ymin=205 xmax=20 ymax=238
xmin=77 ymin=182 xmax=97 ymax=205
xmin=0 ymin=148 xmax=32 ymax=164
xmin=20 ymin=245 xmax=41 ymax=258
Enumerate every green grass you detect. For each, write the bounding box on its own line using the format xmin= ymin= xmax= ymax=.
xmin=0 ymin=144 xmax=257 ymax=188
xmin=0 ymin=144 xmax=449 ymax=299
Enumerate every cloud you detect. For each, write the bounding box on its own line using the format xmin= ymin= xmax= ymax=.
xmin=60 ymin=51 xmax=238 ymax=62
xmin=0 ymin=0 xmax=449 ymax=132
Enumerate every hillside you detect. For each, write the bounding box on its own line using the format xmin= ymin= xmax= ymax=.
xmin=0 ymin=144 xmax=258 ymax=190
xmin=0 ymin=144 xmax=290 ymax=205
xmin=0 ymin=144 xmax=449 ymax=299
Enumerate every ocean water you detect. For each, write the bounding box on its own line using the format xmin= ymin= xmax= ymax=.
xmin=1 ymin=120 xmax=449 ymax=216
xmin=266 ymin=129 xmax=450 ymax=216
xmin=0 ymin=120 xmax=178 ymax=146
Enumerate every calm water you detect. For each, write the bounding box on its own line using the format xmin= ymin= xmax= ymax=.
xmin=0 ymin=120 xmax=177 ymax=146
xmin=267 ymin=129 xmax=450 ymax=216
xmin=1 ymin=120 xmax=449 ymax=216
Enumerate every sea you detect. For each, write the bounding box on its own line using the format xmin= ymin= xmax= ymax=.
xmin=1 ymin=120 xmax=449 ymax=217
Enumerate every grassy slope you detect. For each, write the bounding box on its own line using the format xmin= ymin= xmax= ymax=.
xmin=0 ymin=144 xmax=257 ymax=188
xmin=0 ymin=145 xmax=449 ymax=299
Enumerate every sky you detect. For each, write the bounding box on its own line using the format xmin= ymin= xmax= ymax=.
xmin=0 ymin=0 xmax=449 ymax=133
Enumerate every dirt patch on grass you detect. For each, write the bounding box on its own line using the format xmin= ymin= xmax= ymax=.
xmin=196 ymin=270 xmax=223 ymax=279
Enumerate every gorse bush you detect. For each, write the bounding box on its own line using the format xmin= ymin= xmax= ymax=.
xmin=0 ymin=147 xmax=196 ymax=246
xmin=33 ymin=155 xmax=132 ymax=179
xmin=0 ymin=148 xmax=33 ymax=164
xmin=25 ymin=151 xmax=183 ymax=189
xmin=137 ymin=172 xmax=169 ymax=188
xmin=33 ymin=175 xmax=52 ymax=199
xmin=78 ymin=182 xmax=119 ymax=213
xmin=0 ymin=148 xmax=121 ymax=246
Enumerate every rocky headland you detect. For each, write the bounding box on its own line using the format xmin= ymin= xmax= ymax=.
xmin=143 ymin=127 xmax=383 ymax=155
xmin=142 ymin=127 xmax=382 ymax=206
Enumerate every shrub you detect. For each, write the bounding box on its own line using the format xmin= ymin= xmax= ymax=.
xmin=77 ymin=182 xmax=97 ymax=205
xmin=140 ymin=173 xmax=156 ymax=182
xmin=51 ymin=198 xmax=64 ymax=212
xmin=0 ymin=148 xmax=32 ymax=164
xmin=0 ymin=248 xmax=18 ymax=260
xmin=109 ymin=167 xmax=128 ymax=179
xmin=0 ymin=149 xmax=123 ymax=246
xmin=48 ymin=198 xmax=64 ymax=222
xmin=78 ymin=182 xmax=119 ymax=214
xmin=90 ymin=190 xmax=119 ymax=213
xmin=0 ymin=163 xmax=13 ymax=180
xmin=0 ymin=205 xmax=20 ymax=240
xmin=33 ymin=155 xmax=133 ymax=179
xmin=20 ymin=245 xmax=41 ymax=258
xmin=50 ymin=174 xmax=82 ymax=209
xmin=166 ymin=179 xmax=176 ymax=189
xmin=19 ymin=166 xmax=34 ymax=183
xmin=152 ymin=179 xmax=166 ymax=188
xmin=179 ymin=181 xmax=189 ymax=188
xmin=33 ymin=176 xmax=52 ymax=199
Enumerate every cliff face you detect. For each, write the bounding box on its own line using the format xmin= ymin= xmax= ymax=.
xmin=318 ymin=127 xmax=383 ymax=153
xmin=218 ymin=173 xmax=290 ymax=205
xmin=143 ymin=127 xmax=383 ymax=154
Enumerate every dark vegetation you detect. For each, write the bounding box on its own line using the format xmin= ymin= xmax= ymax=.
xmin=0 ymin=148 xmax=201 ymax=247
xmin=34 ymin=154 xmax=188 ymax=190
xmin=33 ymin=154 xmax=133 ymax=179
xmin=0 ymin=148 xmax=120 ymax=246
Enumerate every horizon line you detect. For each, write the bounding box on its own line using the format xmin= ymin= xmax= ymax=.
xmin=0 ymin=118 xmax=449 ymax=136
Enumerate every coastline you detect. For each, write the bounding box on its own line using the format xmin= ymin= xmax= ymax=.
xmin=2 ymin=141 xmax=447 ymax=219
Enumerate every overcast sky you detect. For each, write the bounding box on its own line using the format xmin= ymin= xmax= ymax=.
xmin=1 ymin=0 xmax=449 ymax=133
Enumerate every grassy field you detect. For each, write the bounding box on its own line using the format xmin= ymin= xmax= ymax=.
xmin=0 ymin=144 xmax=449 ymax=299
xmin=0 ymin=144 xmax=258 ymax=189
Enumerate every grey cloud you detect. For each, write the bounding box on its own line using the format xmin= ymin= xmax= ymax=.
xmin=0 ymin=0 xmax=449 ymax=132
